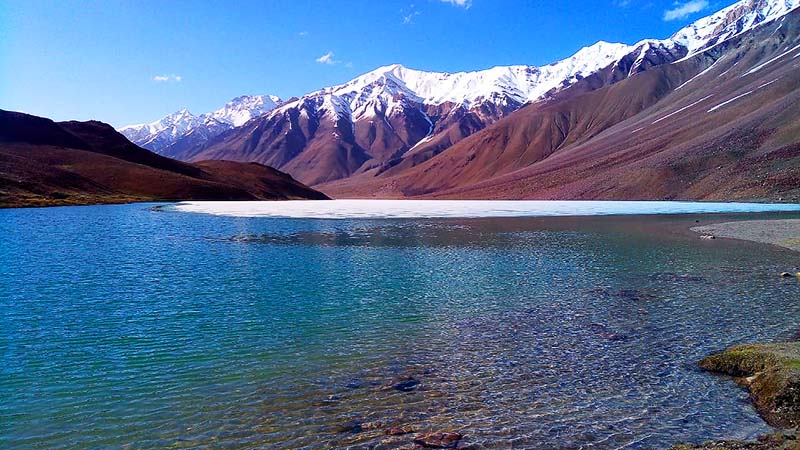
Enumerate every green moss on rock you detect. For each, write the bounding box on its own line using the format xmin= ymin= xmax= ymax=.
xmin=667 ymin=430 xmax=799 ymax=449
xmin=700 ymin=343 xmax=800 ymax=429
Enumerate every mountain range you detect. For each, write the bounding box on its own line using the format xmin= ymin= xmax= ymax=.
xmin=114 ymin=0 xmax=798 ymax=202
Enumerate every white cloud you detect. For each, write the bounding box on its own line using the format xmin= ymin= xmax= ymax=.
xmin=441 ymin=0 xmax=472 ymax=7
xmin=316 ymin=51 xmax=339 ymax=65
xmin=299 ymin=31 xmax=308 ymax=36
xmin=153 ymin=74 xmax=182 ymax=83
xmin=663 ymin=0 xmax=708 ymax=21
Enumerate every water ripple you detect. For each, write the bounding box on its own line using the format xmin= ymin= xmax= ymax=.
xmin=1 ymin=204 xmax=799 ymax=449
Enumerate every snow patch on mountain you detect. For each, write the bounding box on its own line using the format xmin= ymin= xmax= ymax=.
xmin=278 ymin=41 xmax=635 ymax=120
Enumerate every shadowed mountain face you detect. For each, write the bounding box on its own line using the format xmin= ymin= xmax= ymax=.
xmin=317 ymin=7 xmax=800 ymax=201
xmin=0 ymin=110 xmax=329 ymax=208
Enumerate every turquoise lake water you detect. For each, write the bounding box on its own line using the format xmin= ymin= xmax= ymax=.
xmin=2 ymin=203 xmax=800 ymax=449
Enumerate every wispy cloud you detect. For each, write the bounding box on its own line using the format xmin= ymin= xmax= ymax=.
xmin=440 ymin=0 xmax=472 ymax=8
xmin=663 ymin=0 xmax=708 ymax=21
xmin=402 ymin=4 xmax=421 ymax=24
xmin=299 ymin=31 xmax=309 ymax=37
xmin=402 ymin=10 xmax=420 ymax=24
xmin=153 ymin=74 xmax=182 ymax=83
xmin=316 ymin=51 xmax=339 ymax=65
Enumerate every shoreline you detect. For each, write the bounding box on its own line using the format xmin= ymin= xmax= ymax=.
xmin=692 ymin=220 xmax=800 ymax=253
xmin=670 ymin=343 xmax=800 ymax=450
xmin=675 ymin=218 xmax=799 ymax=448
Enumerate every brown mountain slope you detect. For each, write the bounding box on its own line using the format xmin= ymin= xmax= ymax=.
xmin=0 ymin=110 xmax=328 ymax=208
xmin=179 ymin=43 xmax=682 ymax=187
xmin=319 ymin=9 xmax=800 ymax=201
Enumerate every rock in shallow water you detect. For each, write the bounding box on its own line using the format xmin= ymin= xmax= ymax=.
xmin=413 ymin=432 xmax=463 ymax=448
xmin=392 ymin=376 xmax=420 ymax=392
xmin=699 ymin=342 xmax=800 ymax=429
xmin=361 ymin=421 xmax=385 ymax=431
xmin=668 ymin=430 xmax=799 ymax=449
xmin=385 ymin=425 xmax=418 ymax=436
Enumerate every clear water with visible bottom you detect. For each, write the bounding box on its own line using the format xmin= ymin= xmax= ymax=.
xmin=2 ymin=202 xmax=800 ymax=449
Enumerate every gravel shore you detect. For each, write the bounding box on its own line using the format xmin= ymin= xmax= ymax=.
xmin=691 ymin=219 xmax=800 ymax=252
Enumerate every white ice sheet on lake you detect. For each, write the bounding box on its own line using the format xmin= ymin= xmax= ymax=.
xmin=172 ymin=200 xmax=800 ymax=220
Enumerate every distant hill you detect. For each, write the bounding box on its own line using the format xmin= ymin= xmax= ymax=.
xmin=0 ymin=110 xmax=329 ymax=208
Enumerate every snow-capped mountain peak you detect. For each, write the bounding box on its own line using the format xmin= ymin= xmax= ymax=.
xmin=270 ymin=39 xmax=639 ymax=126
xmin=263 ymin=0 xmax=800 ymax=129
xmin=120 ymin=94 xmax=282 ymax=152
xmin=121 ymin=0 xmax=800 ymax=159
xmin=671 ymin=0 xmax=800 ymax=55
xmin=332 ymin=40 xmax=634 ymax=108
xmin=207 ymin=94 xmax=281 ymax=127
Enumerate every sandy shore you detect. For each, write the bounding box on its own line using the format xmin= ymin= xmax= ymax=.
xmin=691 ymin=219 xmax=800 ymax=252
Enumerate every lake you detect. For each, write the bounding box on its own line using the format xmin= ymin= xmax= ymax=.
xmin=3 ymin=201 xmax=800 ymax=449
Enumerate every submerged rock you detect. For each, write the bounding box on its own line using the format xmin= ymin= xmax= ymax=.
xmin=699 ymin=342 xmax=800 ymax=429
xmin=587 ymin=287 xmax=656 ymax=302
xmin=345 ymin=378 xmax=365 ymax=389
xmin=668 ymin=430 xmax=799 ymax=449
xmin=361 ymin=420 xmax=385 ymax=431
xmin=413 ymin=432 xmax=463 ymax=448
xmin=393 ymin=376 xmax=420 ymax=392
xmin=385 ymin=425 xmax=418 ymax=436
xmin=333 ymin=421 xmax=364 ymax=434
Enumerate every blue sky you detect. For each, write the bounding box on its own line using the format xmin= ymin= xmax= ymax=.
xmin=1 ymin=0 xmax=726 ymax=127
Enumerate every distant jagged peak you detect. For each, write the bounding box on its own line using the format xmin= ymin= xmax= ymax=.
xmin=671 ymin=0 xmax=800 ymax=55
xmin=206 ymin=94 xmax=283 ymax=127
xmin=119 ymin=94 xmax=282 ymax=151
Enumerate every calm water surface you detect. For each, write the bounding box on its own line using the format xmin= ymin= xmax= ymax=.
xmin=2 ymin=203 xmax=800 ymax=449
